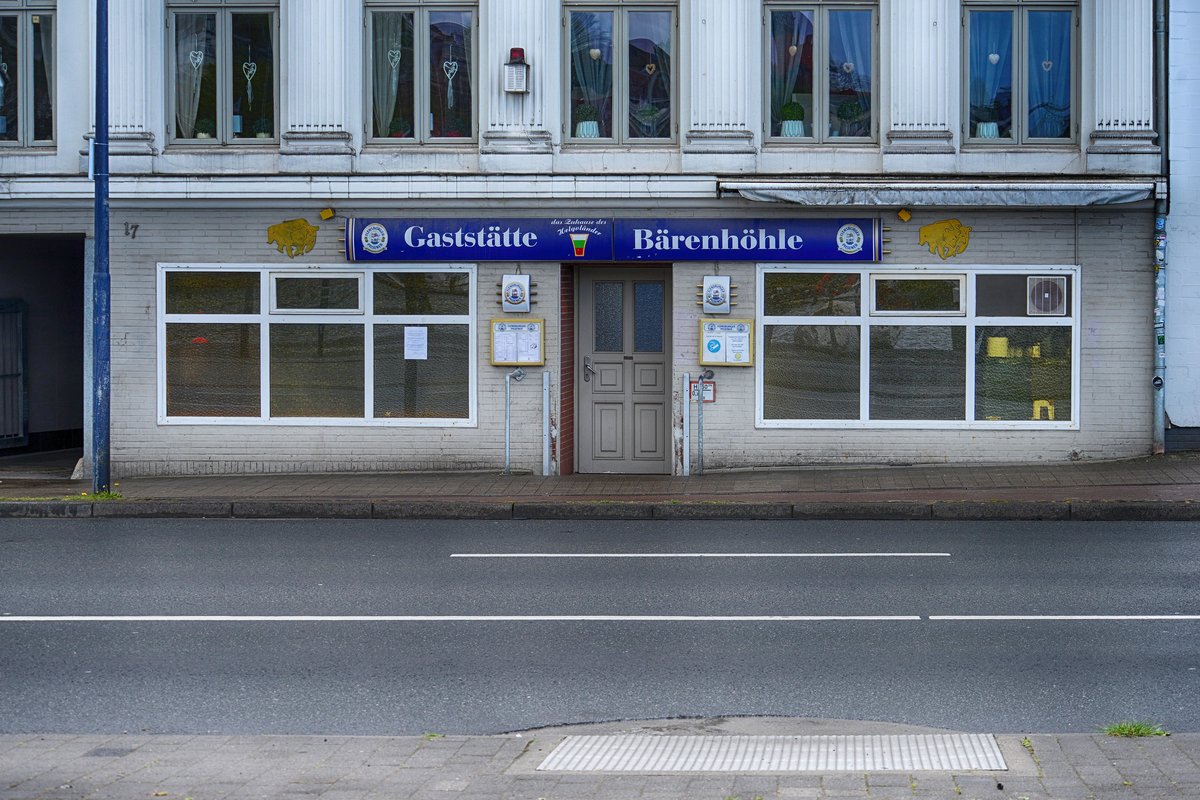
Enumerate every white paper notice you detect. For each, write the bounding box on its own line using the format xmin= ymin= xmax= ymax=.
xmin=494 ymin=331 xmax=518 ymax=363
xmin=726 ymin=333 xmax=750 ymax=364
xmin=517 ymin=330 xmax=540 ymax=363
xmin=404 ymin=326 xmax=428 ymax=360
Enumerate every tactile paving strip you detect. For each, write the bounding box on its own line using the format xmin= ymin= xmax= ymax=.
xmin=537 ymin=734 xmax=1007 ymax=772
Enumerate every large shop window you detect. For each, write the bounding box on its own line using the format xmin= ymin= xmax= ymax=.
xmin=757 ymin=266 xmax=1078 ymax=428
xmin=0 ymin=1 xmax=54 ymax=146
xmin=159 ymin=265 xmax=477 ymax=425
xmin=765 ymin=2 xmax=876 ymax=143
xmin=366 ymin=3 xmax=476 ymax=142
xmin=964 ymin=2 xmax=1076 ymax=143
xmin=565 ymin=1 xmax=675 ymax=143
xmin=169 ymin=1 xmax=278 ymax=144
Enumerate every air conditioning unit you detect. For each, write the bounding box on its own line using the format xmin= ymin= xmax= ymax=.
xmin=1027 ymin=276 xmax=1067 ymax=316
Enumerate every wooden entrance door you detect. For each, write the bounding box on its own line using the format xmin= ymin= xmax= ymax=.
xmin=577 ymin=268 xmax=671 ymax=474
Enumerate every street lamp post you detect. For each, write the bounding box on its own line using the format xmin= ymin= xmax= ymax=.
xmin=92 ymin=0 xmax=111 ymax=493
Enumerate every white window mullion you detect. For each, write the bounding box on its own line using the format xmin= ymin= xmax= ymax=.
xmin=259 ymin=270 xmax=271 ymax=421
xmin=364 ymin=270 xmax=375 ymax=420
xmin=965 ymin=272 xmax=978 ymax=421
xmin=859 ymin=317 xmax=870 ymax=422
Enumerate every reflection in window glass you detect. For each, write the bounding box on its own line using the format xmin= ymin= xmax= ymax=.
xmin=166 ymin=323 xmax=260 ymax=416
xmin=968 ymin=10 xmax=1013 ymax=139
xmin=371 ymin=12 xmax=415 ymax=138
xmin=0 ymin=17 xmax=17 ymax=142
xmin=231 ymin=14 xmax=274 ymax=139
xmin=870 ymin=326 xmax=965 ymax=420
xmin=275 ymin=278 xmax=359 ymax=311
xmin=175 ymin=13 xmax=217 ymax=139
xmin=874 ymin=279 xmax=961 ymax=313
xmin=270 ymin=324 xmax=364 ymax=417
xmin=31 ymin=14 xmax=52 ymax=141
xmin=976 ymin=327 xmax=1071 ymax=421
xmin=634 ymin=282 xmax=664 ymax=352
xmin=764 ymin=273 xmax=860 ymax=317
xmin=570 ymin=11 xmax=614 ymax=138
xmin=768 ymin=10 xmax=815 ymax=138
xmin=167 ymin=272 xmax=259 ymax=315
xmin=627 ymin=11 xmax=671 ymax=139
xmin=763 ymin=325 xmax=860 ymax=420
xmin=1027 ymin=10 xmax=1072 ymax=138
xmin=374 ymin=272 xmax=469 ymax=316
xmin=827 ymin=10 xmax=873 ymax=138
xmin=375 ymin=325 xmax=469 ymax=418
xmin=429 ymin=11 xmax=472 ymax=138
xmin=594 ymin=281 xmax=623 ymax=352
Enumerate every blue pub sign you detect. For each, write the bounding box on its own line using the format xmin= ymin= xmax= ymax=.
xmin=347 ymin=217 xmax=881 ymax=263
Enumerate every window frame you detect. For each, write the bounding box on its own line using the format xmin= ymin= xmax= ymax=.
xmin=269 ymin=272 xmax=365 ymax=314
xmin=166 ymin=1 xmax=280 ymax=147
xmin=563 ymin=0 xmax=678 ymax=145
xmin=158 ymin=263 xmax=478 ymax=427
xmin=363 ymin=3 xmax=479 ymax=144
xmin=756 ymin=263 xmax=1081 ymax=430
xmin=0 ymin=0 xmax=55 ymax=148
xmin=763 ymin=1 xmax=878 ymax=145
xmin=962 ymin=1 xmax=1078 ymax=146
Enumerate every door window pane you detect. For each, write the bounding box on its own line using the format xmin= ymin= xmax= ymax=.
xmin=593 ymin=281 xmax=624 ymax=352
xmin=166 ymin=271 xmax=259 ymax=315
xmin=570 ymin=11 xmax=613 ymax=139
xmin=870 ymin=326 xmax=965 ymax=420
xmin=769 ymin=10 xmax=815 ymax=138
xmin=274 ymin=277 xmax=360 ymax=311
xmin=764 ymin=273 xmax=860 ymax=316
xmin=976 ymin=326 xmax=1071 ymax=421
xmin=633 ymin=282 xmax=664 ymax=352
xmin=175 ymin=13 xmax=217 ymax=139
xmin=270 ymin=324 xmax=364 ymax=417
xmin=827 ymin=10 xmax=872 ymax=138
xmin=429 ymin=11 xmax=472 ymax=138
xmin=0 ymin=17 xmax=20 ymax=142
xmin=968 ymin=10 xmax=1013 ymax=139
xmin=371 ymin=11 xmax=415 ymax=138
xmin=763 ymin=325 xmax=860 ymax=420
xmin=374 ymin=272 xmax=469 ymax=315
xmin=231 ymin=13 xmax=274 ymax=139
xmin=375 ymin=324 xmax=469 ymax=418
xmin=166 ymin=323 xmax=260 ymax=416
xmin=627 ymin=11 xmax=671 ymax=139
xmin=1027 ymin=10 xmax=1072 ymax=138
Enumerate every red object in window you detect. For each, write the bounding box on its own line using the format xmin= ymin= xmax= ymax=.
xmin=191 ymin=336 xmax=209 ymax=344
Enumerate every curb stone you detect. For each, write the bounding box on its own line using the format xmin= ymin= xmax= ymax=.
xmin=373 ymin=501 xmax=514 ymax=520
xmin=932 ymin=501 xmax=1072 ymax=520
xmin=0 ymin=501 xmax=92 ymax=518
xmin=650 ymin=502 xmax=792 ymax=520
xmin=92 ymin=500 xmax=232 ymax=518
xmin=230 ymin=500 xmax=374 ymax=519
xmin=1069 ymin=500 xmax=1200 ymax=521
xmin=793 ymin=501 xmax=932 ymax=520
xmin=513 ymin=501 xmax=654 ymax=520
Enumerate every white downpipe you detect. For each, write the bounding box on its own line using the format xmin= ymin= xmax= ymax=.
xmin=542 ymin=371 xmax=551 ymax=476
xmin=682 ymin=372 xmax=690 ymax=476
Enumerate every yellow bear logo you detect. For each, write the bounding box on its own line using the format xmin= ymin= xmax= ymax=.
xmin=918 ymin=219 xmax=972 ymax=260
xmin=267 ymin=218 xmax=319 ymax=258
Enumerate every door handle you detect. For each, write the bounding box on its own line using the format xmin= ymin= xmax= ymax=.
xmin=583 ymin=356 xmax=597 ymax=382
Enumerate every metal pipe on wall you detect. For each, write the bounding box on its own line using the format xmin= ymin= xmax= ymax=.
xmin=681 ymin=372 xmax=690 ymax=477
xmin=542 ymin=371 xmax=551 ymax=476
xmin=504 ymin=367 xmax=525 ymax=475
xmin=1152 ymin=0 xmax=1169 ymax=454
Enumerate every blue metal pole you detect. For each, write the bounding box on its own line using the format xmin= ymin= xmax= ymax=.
xmin=92 ymin=0 xmax=111 ymax=493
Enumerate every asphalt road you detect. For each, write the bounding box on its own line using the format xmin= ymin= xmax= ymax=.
xmin=1 ymin=518 xmax=1197 ymax=735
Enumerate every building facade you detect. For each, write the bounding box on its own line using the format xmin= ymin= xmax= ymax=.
xmin=0 ymin=0 xmax=1180 ymax=476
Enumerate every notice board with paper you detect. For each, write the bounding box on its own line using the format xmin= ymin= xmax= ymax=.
xmin=699 ymin=319 xmax=754 ymax=367
xmin=491 ymin=319 xmax=545 ymax=366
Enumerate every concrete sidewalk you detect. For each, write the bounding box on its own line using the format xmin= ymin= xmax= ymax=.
xmin=2 ymin=719 xmax=1198 ymax=800
xmin=0 ymin=452 xmax=1198 ymax=520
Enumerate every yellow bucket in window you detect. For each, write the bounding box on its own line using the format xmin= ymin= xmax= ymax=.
xmin=986 ymin=337 xmax=1009 ymax=357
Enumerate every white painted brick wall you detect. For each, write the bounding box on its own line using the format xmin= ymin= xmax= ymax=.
xmin=1166 ymin=3 xmax=1200 ymax=426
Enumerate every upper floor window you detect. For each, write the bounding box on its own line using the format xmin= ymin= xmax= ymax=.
xmin=964 ymin=2 xmax=1076 ymax=143
xmin=169 ymin=0 xmax=277 ymax=144
xmin=566 ymin=1 xmax=676 ymax=144
xmin=766 ymin=2 xmax=876 ymax=143
xmin=0 ymin=0 xmax=54 ymax=146
xmin=366 ymin=4 xmax=476 ymax=142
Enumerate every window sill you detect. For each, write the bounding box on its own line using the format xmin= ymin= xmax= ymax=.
xmin=0 ymin=143 xmax=57 ymax=152
xmin=560 ymin=142 xmax=678 ymax=151
xmin=361 ymin=141 xmax=479 ymax=152
xmin=762 ymin=140 xmax=879 ymax=149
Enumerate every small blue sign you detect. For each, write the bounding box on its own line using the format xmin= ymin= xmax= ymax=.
xmin=707 ymin=339 xmax=722 ymax=353
xmin=347 ymin=217 xmax=880 ymax=262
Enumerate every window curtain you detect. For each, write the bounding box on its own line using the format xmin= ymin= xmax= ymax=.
xmin=769 ymin=11 xmax=812 ymax=133
xmin=35 ymin=15 xmax=54 ymax=138
xmin=969 ymin=11 xmax=1013 ymax=135
xmin=569 ymin=12 xmax=612 ymax=135
xmin=829 ymin=10 xmax=872 ymax=134
xmin=371 ymin=13 xmax=406 ymax=137
xmin=1027 ymin=11 xmax=1071 ymax=138
xmin=174 ymin=15 xmax=209 ymax=138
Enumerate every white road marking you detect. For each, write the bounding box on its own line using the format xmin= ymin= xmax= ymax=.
xmin=930 ymin=615 xmax=1200 ymax=621
xmin=0 ymin=615 xmax=921 ymax=622
xmin=450 ymin=552 xmax=952 ymax=559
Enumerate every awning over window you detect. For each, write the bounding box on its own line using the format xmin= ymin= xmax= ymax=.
xmin=720 ymin=180 xmax=1157 ymax=208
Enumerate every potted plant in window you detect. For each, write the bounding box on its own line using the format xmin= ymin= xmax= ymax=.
xmin=780 ymin=101 xmax=805 ymax=137
xmin=835 ymin=99 xmax=863 ymax=136
xmin=253 ymin=117 xmax=272 ymax=138
xmin=194 ymin=118 xmax=216 ymax=139
xmin=574 ymin=103 xmax=599 ymax=139
xmin=974 ymin=102 xmax=1001 ymax=139
xmin=388 ymin=119 xmax=411 ymax=138
xmin=632 ymin=102 xmax=665 ymax=137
